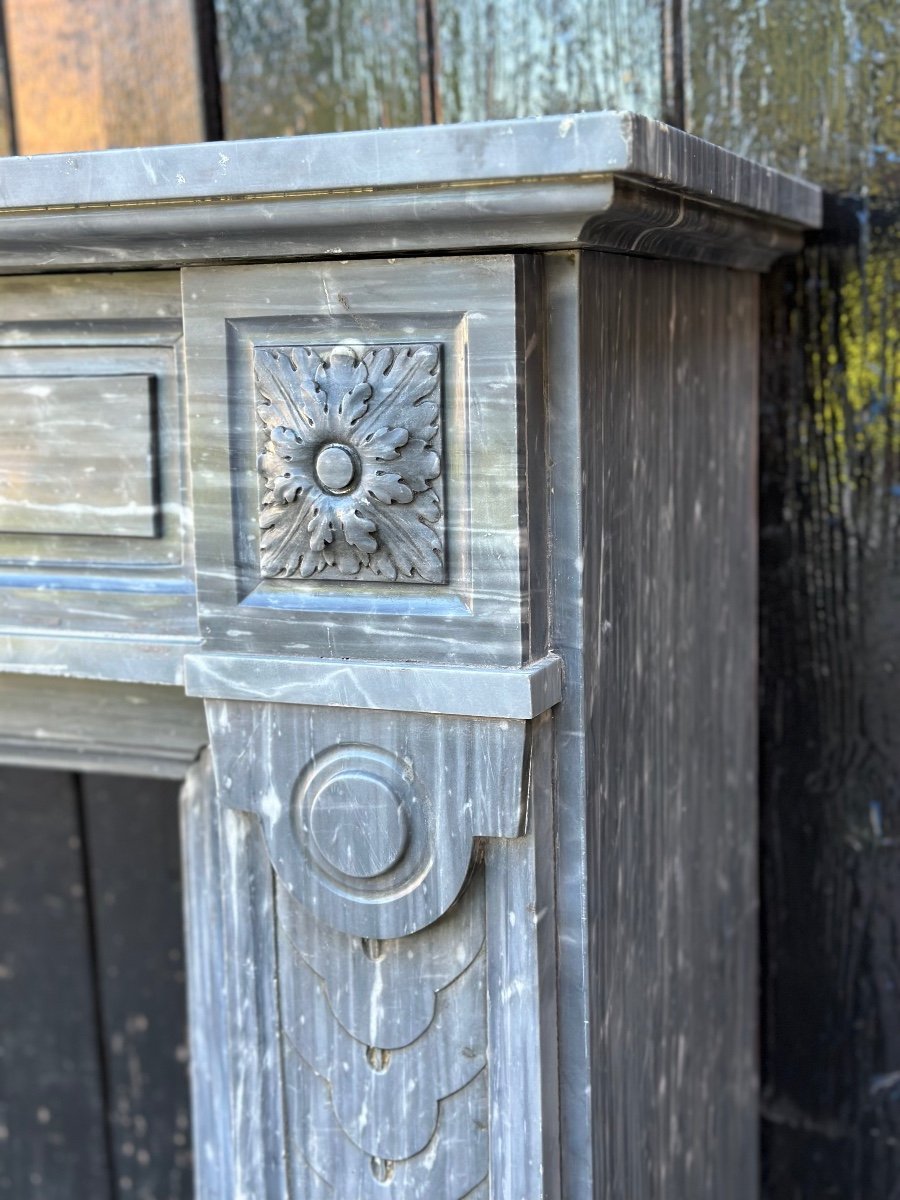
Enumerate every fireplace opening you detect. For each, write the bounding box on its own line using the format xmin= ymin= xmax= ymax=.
xmin=0 ymin=767 xmax=193 ymax=1199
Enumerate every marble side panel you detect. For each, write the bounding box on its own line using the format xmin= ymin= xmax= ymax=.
xmin=581 ymin=251 xmax=758 ymax=1199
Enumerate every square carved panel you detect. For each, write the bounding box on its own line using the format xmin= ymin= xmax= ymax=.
xmin=255 ymin=343 xmax=444 ymax=584
xmin=183 ymin=254 xmax=541 ymax=667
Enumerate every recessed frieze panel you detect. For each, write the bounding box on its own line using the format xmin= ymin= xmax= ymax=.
xmin=0 ymin=374 xmax=158 ymax=539
xmin=0 ymin=271 xmax=197 ymax=669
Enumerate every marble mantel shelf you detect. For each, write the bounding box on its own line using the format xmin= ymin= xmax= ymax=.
xmin=0 ymin=113 xmax=821 ymax=1200
xmin=0 ymin=109 xmax=820 ymax=274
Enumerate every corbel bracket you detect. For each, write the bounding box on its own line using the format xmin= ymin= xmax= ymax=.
xmin=196 ymin=654 xmax=561 ymax=939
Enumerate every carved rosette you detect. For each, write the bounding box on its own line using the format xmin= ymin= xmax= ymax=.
xmin=256 ymin=344 xmax=444 ymax=583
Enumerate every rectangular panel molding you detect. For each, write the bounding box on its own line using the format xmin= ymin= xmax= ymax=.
xmin=0 ymin=373 xmax=158 ymax=538
xmin=0 ymin=114 xmax=822 ymax=1199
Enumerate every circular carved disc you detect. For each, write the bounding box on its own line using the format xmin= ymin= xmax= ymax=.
xmin=308 ymin=769 xmax=409 ymax=879
xmin=315 ymin=443 xmax=356 ymax=492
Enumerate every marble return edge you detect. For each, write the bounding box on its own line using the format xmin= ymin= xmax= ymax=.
xmin=183 ymin=653 xmax=563 ymax=719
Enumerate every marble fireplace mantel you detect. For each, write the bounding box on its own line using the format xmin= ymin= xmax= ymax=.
xmin=0 ymin=112 xmax=820 ymax=1200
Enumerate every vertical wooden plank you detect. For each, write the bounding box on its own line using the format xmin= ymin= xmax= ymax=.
xmin=758 ymin=224 xmax=900 ymax=1198
xmin=0 ymin=768 xmax=112 ymax=1200
xmin=581 ymin=252 xmax=759 ymax=1198
xmin=0 ymin=12 xmax=14 ymax=156
xmin=685 ymin=1 xmax=900 ymax=1193
xmin=4 ymin=0 xmax=207 ymax=154
xmin=213 ymin=0 xmax=425 ymax=139
xmin=430 ymin=0 xmax=664 ymax=124
xmin=80 ymin=774 xmax=193 ymax=1200
xmin=683 ymin=0 xmax=899 ymax=197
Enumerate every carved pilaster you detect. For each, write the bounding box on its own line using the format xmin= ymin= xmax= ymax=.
xmin=192 ymin=699 xmax=557 ymax=1199
xmin=181 ymin=252 xmax=559 ymax=1197
xmin=206 ymin=702 xmax=527 ymax=937
xmin=278 ymin=873 xmax=488 ymax=1197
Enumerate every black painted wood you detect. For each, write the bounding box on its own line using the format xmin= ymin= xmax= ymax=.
xmin=757 ymin=216 xmax=900 ymax=1200
xmin=0 ymin=768 xmax=112 ymax=1200
xmin=213 ymin=0 xmax=425 ymax=139
xmin=430 ymin=0 xmax=664 ymax=123
xmin=684 ymin=0 xmax=900 ymax=1192
xmin=0 ymin=769 xmax=192 ymax=1200
xmin=80 ymin=775 xmax=192 ymax=1200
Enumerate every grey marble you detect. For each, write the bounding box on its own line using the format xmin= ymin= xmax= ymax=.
xmin=0 ymin=111 xmax=819 ymax=223
xmin=276 ymin=865 xmax=485 ymax=1050
xmin=0 ymin=272 xmax=197 ymax=668
xmin=0 ymin=634 xmax=197 ymax=688
xmin=0 ymin=374 xmax=157 ymax=538
xmin=0 ymin=674 xmax=206 ymax=778
xmin=205 ymin=700 xmax=528 ymax=939
xmin=279 ymin=875 xmax=487 ymax=1173
xmin=179 ymin=754 xmax=234 ymax=1200
xmin=184 ymin=652 xmax=561 ymax=718
xmin=0 ymin=114 xmax=822 ymax=1200
xmin=182 ymin=254 xmax=535 ymax=668
xmin=0 ymin=113 xmax=820 ymax=275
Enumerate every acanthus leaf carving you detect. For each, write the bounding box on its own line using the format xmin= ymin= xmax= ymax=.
xmin=256 ymin=344 xmax=444 ymax=584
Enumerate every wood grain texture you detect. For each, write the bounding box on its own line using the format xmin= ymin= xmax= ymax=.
xmin=580 ymin=251 xmax=759 ymax=1198
xmin=683 ymin=0 xmax=900 ymax=1192
xmin=80 ymin=775 xmax=192 ymax=1200
xmin=758 ymin=223 xmax=900 ymax=1198
xmin=4 ymin=0 xmax=206 ymax=154
xmin=431 ymin=0 xmax=664 ymax=123
xmin=213 ymin=0 xmax=424 ymax=139
xmin=0 ymin=768 xmax=112 ymax=1199
xmin=0 ymin=16 xmax=13 ymax=156
xmin=684 ymin=0 xmax=899 ymax=200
